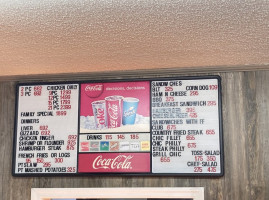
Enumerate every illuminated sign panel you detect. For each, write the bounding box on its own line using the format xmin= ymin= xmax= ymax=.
xmin=13 ymin=76 xmax=223 ymax=176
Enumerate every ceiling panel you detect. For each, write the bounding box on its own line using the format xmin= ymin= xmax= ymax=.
xmin=0 ymin=0 xmax=268 ymax=78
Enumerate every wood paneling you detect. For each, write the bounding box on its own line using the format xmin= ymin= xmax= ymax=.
xmin=1 ymin=65 xmax=269 ymax=82
xmin=0 ymin=70 xmax=268 ymax=200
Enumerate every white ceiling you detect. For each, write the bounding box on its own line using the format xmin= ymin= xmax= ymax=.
xmin=0 ymin=0 xmax=269 ymax=78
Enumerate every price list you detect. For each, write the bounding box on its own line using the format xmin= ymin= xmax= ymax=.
xmin=151 ymin=78 xmax=222 ymax=174
xmin=14 ymin=84 xmax=79 ymax=174
xmin=13 ymin=77 xmax=223 ymax=176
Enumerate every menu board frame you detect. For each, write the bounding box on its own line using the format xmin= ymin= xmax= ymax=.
xmin=12 ymin=75 xmax=224 ymax=177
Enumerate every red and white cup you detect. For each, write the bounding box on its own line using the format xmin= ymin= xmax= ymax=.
xmin=105 ymin=96 xmax=123 ymax=128
xmin=92 ymin=100 xmax=107 ymax=129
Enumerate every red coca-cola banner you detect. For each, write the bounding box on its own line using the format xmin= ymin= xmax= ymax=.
xmin=78 ymin=153 xmax=150 ymax=173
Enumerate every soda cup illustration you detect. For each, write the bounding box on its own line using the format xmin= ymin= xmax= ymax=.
xmin=92 ymin=100 xmax=107 ymax=129
xmin=105 ymin=96 xmax=123 ymax=128
xmin=122 ymin=97 xmax=139 ymax=125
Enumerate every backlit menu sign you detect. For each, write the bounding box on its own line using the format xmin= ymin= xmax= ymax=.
xmin=13 ymin=76 xmax=223 ymax=176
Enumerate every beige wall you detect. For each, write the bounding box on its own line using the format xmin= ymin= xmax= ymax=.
xmin=0 ymin=69 xmax=268 ymax=200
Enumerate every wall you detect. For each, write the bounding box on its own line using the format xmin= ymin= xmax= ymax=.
xmin=0 ymin=70 xmax=268 ymax=200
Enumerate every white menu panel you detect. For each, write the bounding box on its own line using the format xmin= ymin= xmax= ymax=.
xmin=151 ymin=79 xmax=221 ymax=174
xmin=14 ymin=84 xmax=79 ymax=174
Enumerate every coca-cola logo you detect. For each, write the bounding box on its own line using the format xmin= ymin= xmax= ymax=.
xmin=108 ymin=103 xmax=118 ymax=120
xmin=93 ymin=155 xmax=133 ymax=170
xmin=107 ymin=103 xmax=119 ymax=128
xmin=78 ymin=153 xmax=151 ymax=173
xmin=85 ymin=85 xmax=103 ymax=91
xmin=84 ymin=84 xmax=104 ymax=98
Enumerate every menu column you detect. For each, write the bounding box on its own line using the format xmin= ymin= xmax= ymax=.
xmin=151 ymin=78 xmax=221 ymax=174
xmin=14 ymin=84 xmax=79 ymax=174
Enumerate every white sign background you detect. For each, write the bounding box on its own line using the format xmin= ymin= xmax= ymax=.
xmin=14 ymin=84 xmax=79 ymax=174
xmin=151 ymin=79 xmax=221 ymax=174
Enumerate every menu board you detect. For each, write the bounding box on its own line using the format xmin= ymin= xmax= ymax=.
xmin=13 ymin=76 xmax=223 ymax=176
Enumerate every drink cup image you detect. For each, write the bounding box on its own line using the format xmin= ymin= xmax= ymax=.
xmin=122 ymin=97 xmax=139 ymax=125
xmin=105 ymin=96 xmax=123 ymax=128
xmin=91 ymin=100 xmax=107 ymax=129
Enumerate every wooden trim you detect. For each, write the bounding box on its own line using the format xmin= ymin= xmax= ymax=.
xmin=31 ymin=187 xmax=204 ymax=200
